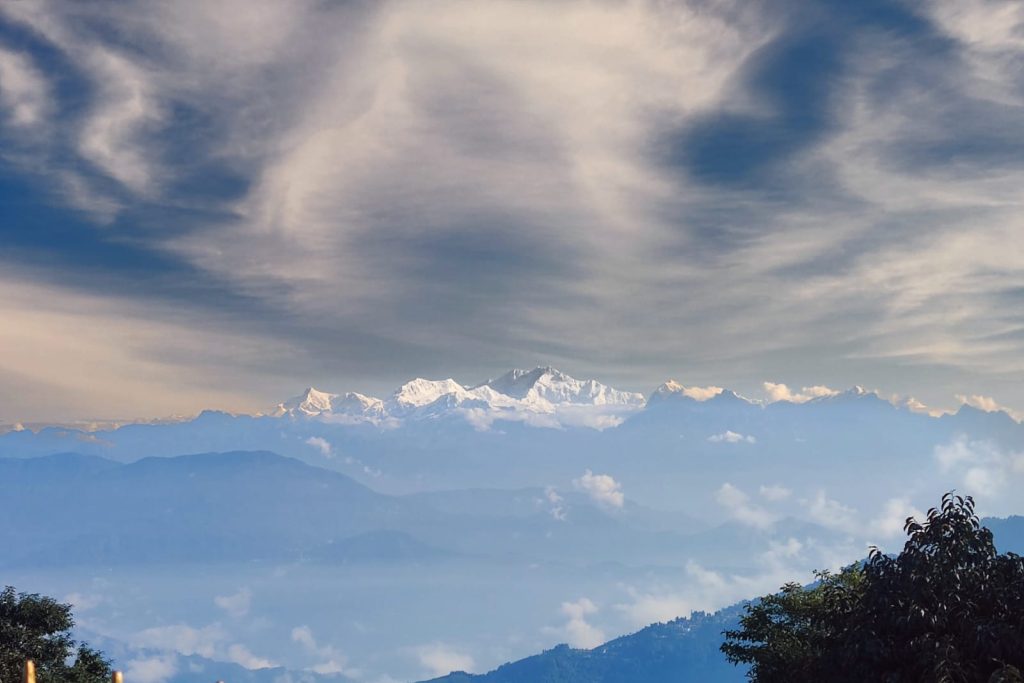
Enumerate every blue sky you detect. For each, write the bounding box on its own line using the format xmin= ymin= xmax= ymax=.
xmin=1 ymin=0 xmax=1023 ymax=421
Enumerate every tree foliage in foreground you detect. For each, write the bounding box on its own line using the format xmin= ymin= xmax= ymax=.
xmin=722 ymin=493 xmax=1024 ymax=682
xmin=0 ymin=586 xmax=112 ymax=683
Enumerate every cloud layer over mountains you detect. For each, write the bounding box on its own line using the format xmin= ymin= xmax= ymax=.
xmin=2 ymin=0 xmax=1024 ymax=420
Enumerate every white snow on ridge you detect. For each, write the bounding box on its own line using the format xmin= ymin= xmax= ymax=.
xmin=272 ymin=369 xmax=945 ymax=431
xmin=274 ymin=387 xmax=384 ymax=418
xmin=275 ymin=367 xmax=645 ymax=429
xmin=479 ymin=367 xmax=645 ymax=407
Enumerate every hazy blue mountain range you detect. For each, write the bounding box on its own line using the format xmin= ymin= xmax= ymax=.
xmin=2 ymin=368 xmax=1021 ymax=521
xmin=0 ymin=451 xmax=716 ymax=568
xmin=4 ymin=368 xmax=1024 ymax=681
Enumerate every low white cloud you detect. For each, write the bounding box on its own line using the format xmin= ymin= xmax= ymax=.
xmin=707 ymin=430 xmax=756 ymax=444
xmin=552 ymin=598 xmax=605 ymax=649
xmin=214 ymin=588 xmax=251 ymax=618
xmin=804 ymin=490 xmax=859 ymax=534
xmin=544 ymin=486 xmax=566 ymax=521
xmin=416 ymin=643 xmax=475 ymax=677
xmin=573 ymin=470 xmax=624 ymax=508
xmin=124 ymin=656 xmax=178 ymax=683
xmin=133 ymin=624 xmax=225 ymax=659
xmin=615 ymin=542 xmax=831 ymax=629
xmin=63 ymin=592 xmax=103 ymax=612
xmin=934 ymin=436 xmax=1024 ymax=511
xmin=291 ymin=625 xmax=352 ymax=677
xmin=715 ymin=483 xmax=775 ymax=529
xmin=670 ymin=382 xmax=724 ymax=401
xmin=901 ymin=396 xmax=949 ymax=417
xmin=225 ymin=643 xmax=275 ymax=670
xmin=132 ymin=621 xmax=274 ymax=671
xmin=956 ymin=394 xmax=1021 ymax=421
xmin=759 ymin=484 xmax=791 ymax=502
xmin=762 ymin=382 xmax=839 ymax=404
xmin=869 ymin=497 xmax=925 ymax=544
xmin=305 ymin=436 xmax=333 ymax=458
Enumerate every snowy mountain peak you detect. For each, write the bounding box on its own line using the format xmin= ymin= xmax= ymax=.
xmin=479 ymin=367 xmax=644 ymax=407
xmin=390 ymin=378 xmax=467 ymax=408
xmin=276 ymin=387 xmax=338 ymax=416
xmin=275 ymin=387 xmax=384 ymax=418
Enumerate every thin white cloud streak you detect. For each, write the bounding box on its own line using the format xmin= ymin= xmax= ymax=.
xmin=0 ymin=47 xmax=49 ymax=128
xmin=0 ymin=276 xmax=287 ymax=421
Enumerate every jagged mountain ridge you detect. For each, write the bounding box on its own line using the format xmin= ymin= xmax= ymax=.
xmin=264 ymin=366 xmax=1009 ymax=430
xmin=271 ymin=367 xmax=647 ymax=423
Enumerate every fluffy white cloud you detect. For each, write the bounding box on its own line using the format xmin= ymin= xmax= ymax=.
xmin=291 ymin=625 xmax=352 ymax=676
xmin=214 ymin=588 xmax=252 ymax=618
xmin=305 ymin=436 xmax=333 ymax=458
xmin=544 ymin=486 xmax=566 ymax=521
xmin=225 ymin=644 xmax=275 ymax=670
xmin=803 ymin=490 xmax=859 ymax=535
xmin=934 ymin=436 xmax=1024 ymax=512
xmin=132 ymin=621 xmax=275 ymax=670
xmin=553 ymin=598 xmax=605 ymax=649
xmin=715 ymin=483 xmax=775 ymax=529
xmin=124 ymin=656 xmax=178 ymax=683
xmin=573 ymin=469 xmax=624 ymax=508
xmin=415 ymin=643 xmax=475 ymax=677
xmin=707 ymin=430 xmax=756 ymax=444
xmin=759 ymin=484 xmax=791 ymax=502
xmin=656 ymin=381 xmax=725 ymax=402
xmin=762 ymin=382 xmax=840 ymax=404
xmin=956 ymin=394 xmax=1021 ymax=420
xmin=869 ymin=497 xmax=926 ymax=544
xmin=133 ymin=624 xmax=225 ymax=659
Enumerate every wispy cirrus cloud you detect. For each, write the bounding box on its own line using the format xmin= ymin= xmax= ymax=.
xmin=2 ymin=0 xmax=1024 ymax=419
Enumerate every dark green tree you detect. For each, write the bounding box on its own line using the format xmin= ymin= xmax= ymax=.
xmin=0 ymin=587 xmax=112 ymax=683
xmin=722 ymin=493 xmax=1024 ymax=683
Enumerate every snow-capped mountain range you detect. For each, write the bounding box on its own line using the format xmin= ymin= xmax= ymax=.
xmin=271 ymin=366 xmax=648 ymax=428
xmin=265 ymin=366 xmax=937 ymax=432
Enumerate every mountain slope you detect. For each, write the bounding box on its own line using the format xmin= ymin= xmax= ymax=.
xmin=421 ymin=605 xmax=747 ymax=683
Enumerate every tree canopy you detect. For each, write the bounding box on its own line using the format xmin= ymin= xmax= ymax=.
xmin=722 ymin=493 xmax=1024 ymax=682
xmin=0 ymin=587 xmax=111 ymax=683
